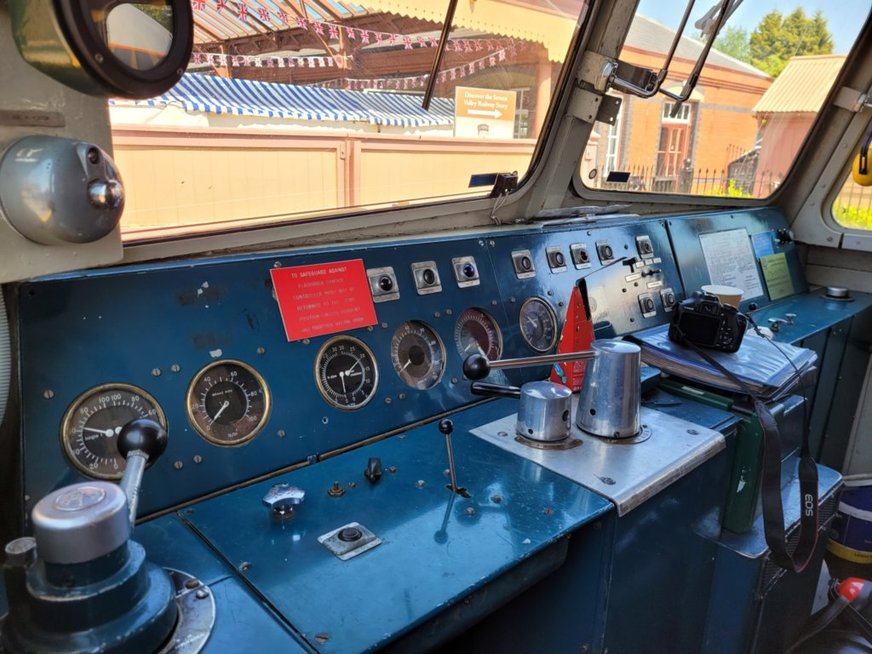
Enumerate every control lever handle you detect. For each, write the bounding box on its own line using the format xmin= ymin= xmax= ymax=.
xmin=470 ymin=381 xmax=522 ymax=399
xmin=263 ymin=484 xmax=305 ymax=519
xmin=463 ymin=350 xmax=597 ymax=381
xmin=117 ymin=419 xmax=168 ymax=525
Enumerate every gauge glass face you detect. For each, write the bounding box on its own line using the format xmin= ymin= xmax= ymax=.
xmin=61 ymin=384 xmax=166 ymax=480
xmin=391 ymin=321 xmax=446 ymax=390
xmin=187 ymin=360 xmax=270 ymax=446
xmin=315 ymin=336 xmax=379 ymax=409
xmin=519 ymin=297 xmax=559 ymax=352
xmin=454 ymin=308 xmax=502 ymax=360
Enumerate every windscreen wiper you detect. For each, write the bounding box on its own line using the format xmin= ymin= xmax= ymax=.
xmin=421 ymin=0 xmax=459 ymax=111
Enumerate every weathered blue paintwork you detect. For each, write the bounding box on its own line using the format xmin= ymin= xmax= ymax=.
xmin=156 ymin=400 xmax=612 ymax=653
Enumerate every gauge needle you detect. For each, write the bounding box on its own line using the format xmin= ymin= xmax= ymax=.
xmin=211 ymin=400 xmax=231 ymax=423
xmin=344 ymin=360 xmax=361 ymax=377
xmin=339 ymin=371 xmax=347 ymax=393
xmin=527 ymin=317 xmax=539 ymax=328
xmin=83 ymin=427 xmax=116 ymax=438
xmin=402 ymin=359 xmax=412 ymax=370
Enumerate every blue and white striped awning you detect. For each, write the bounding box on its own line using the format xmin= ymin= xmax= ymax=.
xmin=114 ymin=73 xmax=455 ymax=128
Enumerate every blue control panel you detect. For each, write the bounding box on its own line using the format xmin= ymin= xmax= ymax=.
xmin=14 ymin=208 xmax=805 ymax=519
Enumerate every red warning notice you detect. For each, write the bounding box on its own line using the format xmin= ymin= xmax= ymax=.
xmin=270 ymin=259 xmax=377 ymax=341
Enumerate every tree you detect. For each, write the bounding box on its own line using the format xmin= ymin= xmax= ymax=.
xmin=714 ymin=26 xmax=751 ymax=63
xmin=749 ymin=8 xmax=834 ymax=77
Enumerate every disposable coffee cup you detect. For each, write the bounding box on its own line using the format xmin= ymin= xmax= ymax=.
xmin=701 ymin=284 xmax=743 ymax=307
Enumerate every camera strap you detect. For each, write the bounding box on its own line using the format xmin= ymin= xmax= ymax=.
xmin=672 ymin=326 xmax=819 ymax=573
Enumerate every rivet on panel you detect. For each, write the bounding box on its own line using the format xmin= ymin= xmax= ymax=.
xmin=173 ymin=461 xmax=184 ymax=470
xmin=43 ymin=390 xmax=54 ymax=400
xmin=152 ymin=368 xmax=161 ymax=377
xmin=256 ymin=346 xmax=266 ymax=355
xmin=277 ymin=430 xmax=286 ymax=438
xmin=193 ymin=455 xmax=203 ymax=464
xmin=170 ymin=364 xmax=181 ymax=373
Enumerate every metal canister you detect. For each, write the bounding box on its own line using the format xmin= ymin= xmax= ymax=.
xmin=575 ymin=339 xmax=641 ymax=439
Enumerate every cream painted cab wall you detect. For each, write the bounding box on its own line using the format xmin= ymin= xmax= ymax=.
xmin=0 ymin=7 xmax=122 ymax=283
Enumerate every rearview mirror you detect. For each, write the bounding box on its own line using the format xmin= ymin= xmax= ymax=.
xmin=8 ymin=0 xmax=193 ymax=99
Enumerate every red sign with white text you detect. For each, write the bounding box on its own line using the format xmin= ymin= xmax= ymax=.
xmin=270 ymin=259 xmax=377 ymax=341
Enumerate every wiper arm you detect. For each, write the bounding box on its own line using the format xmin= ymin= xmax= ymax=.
xmin=421 ymin=0 xmax=459 ymax=111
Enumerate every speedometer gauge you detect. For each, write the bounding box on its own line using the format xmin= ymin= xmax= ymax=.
xmin=391 ymin=321 xmax=445 ymax=390
xmin=315 ymin=336 xmax=379 ymax=410
xmin=61 ymin=384 xmax=166 ymax=480
xmin=454 ymin=308 xmax=502 ymax=360
xmin=187 ymin=360 xmax=270 ymax=446
xmin=519 ymin=297 xmax=559 ymax=352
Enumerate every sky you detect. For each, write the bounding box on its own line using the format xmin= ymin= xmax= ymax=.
xmin=638 ymin=0 xmax=868 ymax=53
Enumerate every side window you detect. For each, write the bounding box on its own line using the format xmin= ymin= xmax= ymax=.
xmin=832 ymin=126 xmax=872 ymax=230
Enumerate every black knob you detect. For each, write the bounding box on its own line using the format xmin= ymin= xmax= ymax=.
xmin=364 ymin=457 xmax=383 ymax=484
xmin=378 ymin=275 xmax=393 ymax=291
xmin=422 ymin=268 xmax=436 ymax=285
xmin=579 ymin=249 xmax=589 ymax=263
xmin=520 ymin=256 xmax=532 ymax=271
xmin=438 ymin=419 xmax=454 ymax=435
xmin=462 ymin=353 xmax=491 ymax=380
xmin=553 ymin=251 xmax=565 ymax=266
xmin=462 ymin=263 xmax=476 ymax=278
xmin=665 ymin=292 xmax=675 ymax=306
xmin=601 ymin=245 xmax=613 ymax=259
xmin=117 ymin=419 xmax=168 ymax=462
xmin=644 ymin=298 xmax=655 ymax=312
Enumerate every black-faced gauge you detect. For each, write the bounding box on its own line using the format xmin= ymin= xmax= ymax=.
xmin=187 ymin=360 xmax=270 ymax=446
xmin=454 ymin=308 xmax=502 ymax=360
xmin=519 ymin=297 xmax=559 ymax=353
xmin=61 ymin=384 xmax=167 ymax=480
xmin=315 ymin=336 xmax=379 ymax=410
xmin=391 ymin=321 xmax=446 ymax=390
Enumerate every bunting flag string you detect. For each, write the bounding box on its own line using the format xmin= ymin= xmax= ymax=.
xmin=191 ymin=52 xmax=350 ymax=68
xmin=193 ymin=41 xmax=525 ymax=78
xmin=193 ymin=0 xmax=521 ymax=54
xmin=312 ymin=46 xmax=516 ymax=91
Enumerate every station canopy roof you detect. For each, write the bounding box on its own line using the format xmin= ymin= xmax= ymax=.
xmin=192 ymin=0 xmax=579 ymax=62
xmin=114 ymin=72 xmax=455 ymax=127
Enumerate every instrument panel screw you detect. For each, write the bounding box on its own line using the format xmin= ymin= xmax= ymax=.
xmin=256 ymin=346 xmax=266 ymax=355
xmin=152 ymin=368 xmax=161 ymax=377
xmin=185 ymin=578 xmax=201 ymax=589
xmin=239 ymin=562 xmax=252 ymax=572
xmin=416 ymin=480 xmax=426 ymax=488
xmin=385 ymin=397 xmax=392 ymax=404
xmin=451 ymin=377 xmax=459 ymax=385
xmin=387 ymin=466 xmax=398 ymax=474
xmin=302 ymin=339 xmax=310 ymax=345
xmin=445 ymin=309 xmax=453 ymax=316
xmin=398 ymin=393 xmax=406 ymax=400
xmin=543 ymin=507 xmax=554 ymax=516
xmin=273 ymin=261 xmax=282 ymax=268
xmin=510 ymin=297 xmax=516 ymax=303
xmin=42 ymin=390 xmax=54 ymax=400
xmin=170 ymin=364 xmax=181 ymax=373
xmin=434 ymin=311 xmax=441 ymax=318
xmin=497 ymin=431 xmax=508 ymax=437
xmin=491 ymin=495 xmax=502 ymax=504
xmin=193 ymin=455 xmax=203 ymax=464
xmin=491 ymin=300 xmax=498 ymax=306
xmin=367 ymin=326 xmax=374 ymax=331
xmin=277 ymin=430 xmax=286 ymax=438
xmin=173 ymin=461 xmax=184 ymax=470
xmin=195 ymin=589 xmax=209 ymax=600
xmin=465 ymin=507 xmax=476 ymax=516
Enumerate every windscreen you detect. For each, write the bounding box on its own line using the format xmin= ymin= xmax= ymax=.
xmin=580 ymin=0 xmax=869 ymax=199
xmin=110 ymin=0 xmax=589 ymax=240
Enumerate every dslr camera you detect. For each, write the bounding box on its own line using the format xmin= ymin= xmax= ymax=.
xmin=668 ymin=292 xmax=747 ymax=353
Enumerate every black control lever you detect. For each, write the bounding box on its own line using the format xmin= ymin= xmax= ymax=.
xmin=470 ymin=381 xmax=521 ymax=399
xmin=463 ymin=350 xmax=597 ymax=381
xmin=117 ymin=418 xmax=168 ymax=524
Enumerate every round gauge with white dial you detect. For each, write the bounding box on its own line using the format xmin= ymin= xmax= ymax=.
xmin=391 ymin=321 xmax=446 ymax=390
xmin=315 ymin=336 xmax=379 ymax=410
xmin=519 ymin=297 xmax=559 ymax=352
xmin=61 ymin=384 xmax=167 ymax=480
xmin=187 ymin=360 xmax=270 ymax=446
xmin=454 ymin=308 xmax=502 ymax=360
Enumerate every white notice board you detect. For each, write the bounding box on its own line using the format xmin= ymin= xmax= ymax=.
xmin=698 ymin=228 xmax=764 ymax=299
